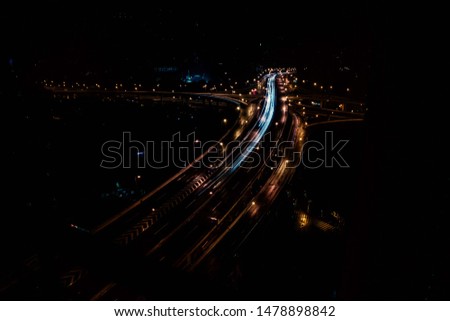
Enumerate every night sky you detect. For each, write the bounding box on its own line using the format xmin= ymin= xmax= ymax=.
xmin=2 ymin=2 xmax=374 ymax=84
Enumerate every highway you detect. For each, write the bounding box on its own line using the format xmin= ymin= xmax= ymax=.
xmin=92 ymin=93 xmax=256 ymax=242
xmin=93 ymin=75 xmax=278 ymax=246
xmin=152 ymin=74 xmax=297 ymax=269
xmin=57 ymin=71 xmax=305 ymax=299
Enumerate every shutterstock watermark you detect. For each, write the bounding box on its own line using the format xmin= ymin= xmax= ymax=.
xmin=100 ymin=131 xmax=349 ymax=170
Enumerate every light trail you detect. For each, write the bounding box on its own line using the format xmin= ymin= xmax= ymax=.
xmin=202 ymin=73 xmax=278 ymax=193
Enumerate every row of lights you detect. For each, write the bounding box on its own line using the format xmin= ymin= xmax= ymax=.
xmin=42 ymin=74 xmax=270 ymax=98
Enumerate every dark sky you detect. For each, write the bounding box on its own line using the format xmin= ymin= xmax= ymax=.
xmin=1 ymin=2 xmax=375 ymax=79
